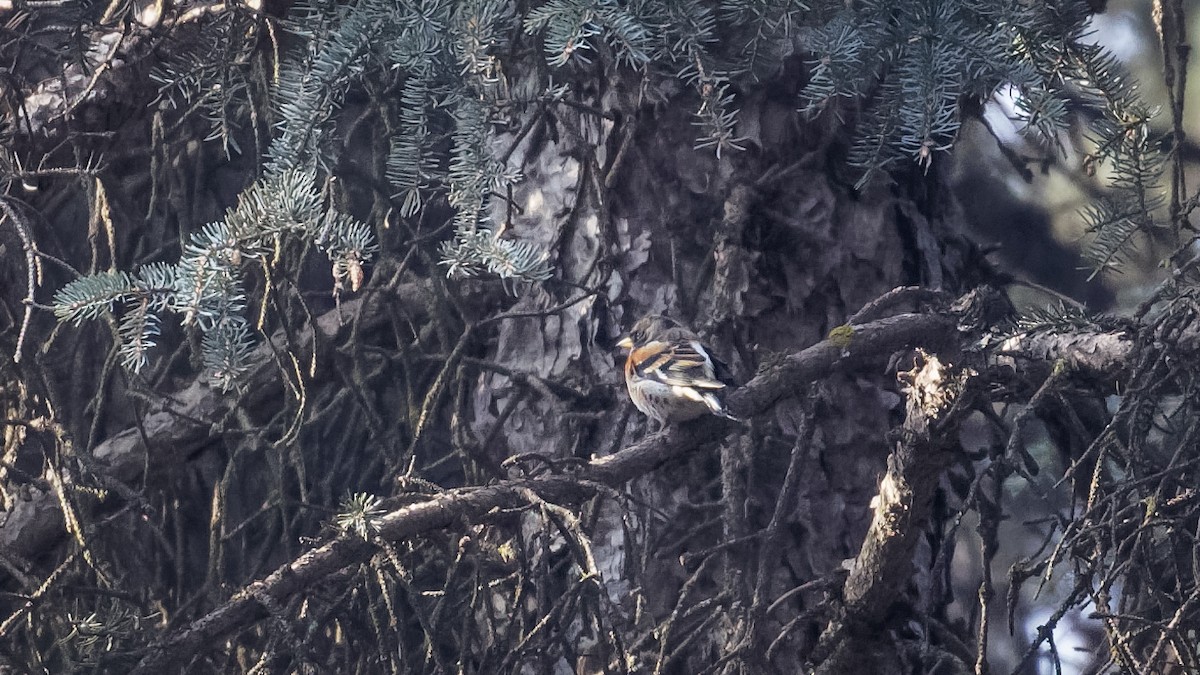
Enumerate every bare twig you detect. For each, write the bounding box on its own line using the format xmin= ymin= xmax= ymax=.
xmin=0 ymin=200 xmax=40 ymax=364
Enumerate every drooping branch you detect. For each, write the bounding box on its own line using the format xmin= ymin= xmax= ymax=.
xmin=130 ymin=309 xmax=959 ymax=671
xmin=0 ymin=284 xmax=1136 ymax=670
xmin=124 ymin=287 xmax=1140 ymax=672
xmin=0 ymin=282 xmax=432 ymax=573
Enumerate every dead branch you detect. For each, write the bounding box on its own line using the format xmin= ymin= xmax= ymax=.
xmin=0 ymin=283 xmax=1139 ymax=671
xmin=812 ymin=352 xmax=977 ymax=674
xmin=127 ymin=302 xmax=966 ymax=671
xmin=122 ymin=288 xmax=1139 ymax=672
xmin=0 ymin=283 xmax=431 ymax=575
xmin=994 ymin=329 xmax=1133 ymax=380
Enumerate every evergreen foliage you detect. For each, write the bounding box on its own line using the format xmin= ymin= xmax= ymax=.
xmin=797 ymin=0 xmax=1167 ymax=277
xmin=53 ymin=170 xmax=376 ymax=389
xmin=150 ymin=9 xmax=261 ymax=156
xmin=1014 ymin=300 xmax=1098 ymax=333
xmin=52 ymin=0 xmax=1161 ymax=388
xmin=335 ymin=492 xmax=386 ymax=539
xmin=1080 ymin=123 xmax=1165 ymax=277
xmin=53 ymin=0 xmax=1164 ymax=384
xmin=13 ymin=0 xmax=1198 ymax=672
xmin=803 ymin=0 xmax=1164 ymax=203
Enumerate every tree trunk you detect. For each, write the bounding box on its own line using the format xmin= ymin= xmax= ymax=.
xmin=0 ymin=13 xmax=991 ymax=675
xmin=460 ymin=61 xmax=981 ymax=672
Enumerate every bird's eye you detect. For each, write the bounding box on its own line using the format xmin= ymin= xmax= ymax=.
xmin=631 ymin=330 xmax=644 ymax=342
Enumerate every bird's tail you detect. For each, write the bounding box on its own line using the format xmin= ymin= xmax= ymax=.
xmin=702 ymin=393 xmax=744 ymax=423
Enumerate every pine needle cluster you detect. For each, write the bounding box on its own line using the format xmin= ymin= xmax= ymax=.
xmin=54 ymin=170 xmax=376 ymax=389
xmin=804 ymin=1 xmax=1162 ymax=192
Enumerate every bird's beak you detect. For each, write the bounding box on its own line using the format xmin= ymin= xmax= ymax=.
xmin=616 ymin=336 xmax=633 ymax=350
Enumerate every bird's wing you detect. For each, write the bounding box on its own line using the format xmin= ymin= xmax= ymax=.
xmin=630 ymin=340 xmax=726 ymax=389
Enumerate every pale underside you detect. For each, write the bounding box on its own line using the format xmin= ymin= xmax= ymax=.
xmin=627 ymin=378 xmax=725 ymax=424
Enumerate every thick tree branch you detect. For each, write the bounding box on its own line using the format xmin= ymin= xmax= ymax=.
xmin=813 ymin=353 xmax=976 ymax=674
xmin=805 ymin=316 xmax=1134 ymax=672
xmin=994 ymin=329 xmax=1132 ymax=380
xmin=707 ymin=183 xmax=755 ymax=327
xmin=727 ymin=313 xmax=958 ymax=417
xmin=130 ymin=305 xmax=969 ymax=672
xmin=0 ymin=285 xmax=1136 ymax=671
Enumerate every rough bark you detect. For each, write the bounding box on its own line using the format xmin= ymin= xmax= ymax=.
xmin=1 ymin=5 xmax=1173 ymax=674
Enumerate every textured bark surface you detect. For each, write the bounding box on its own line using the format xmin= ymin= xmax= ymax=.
xmin=453 ymin=66 xmax=979 ymax=670
xmin=0 ymin=15 xmax=991 ymax=675
xmin=8 ymin=3 xmax=1200 ymax=673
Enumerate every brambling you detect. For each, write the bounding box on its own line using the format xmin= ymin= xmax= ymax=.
xmin=615 ymin=315 xmax=739 ymax=426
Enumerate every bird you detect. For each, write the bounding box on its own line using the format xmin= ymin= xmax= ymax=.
xmin=615 ymin=315 xmax=739 ymax=426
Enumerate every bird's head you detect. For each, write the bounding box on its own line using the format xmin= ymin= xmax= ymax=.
xmin=616 ymin=315 xmax=685 ymax=350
